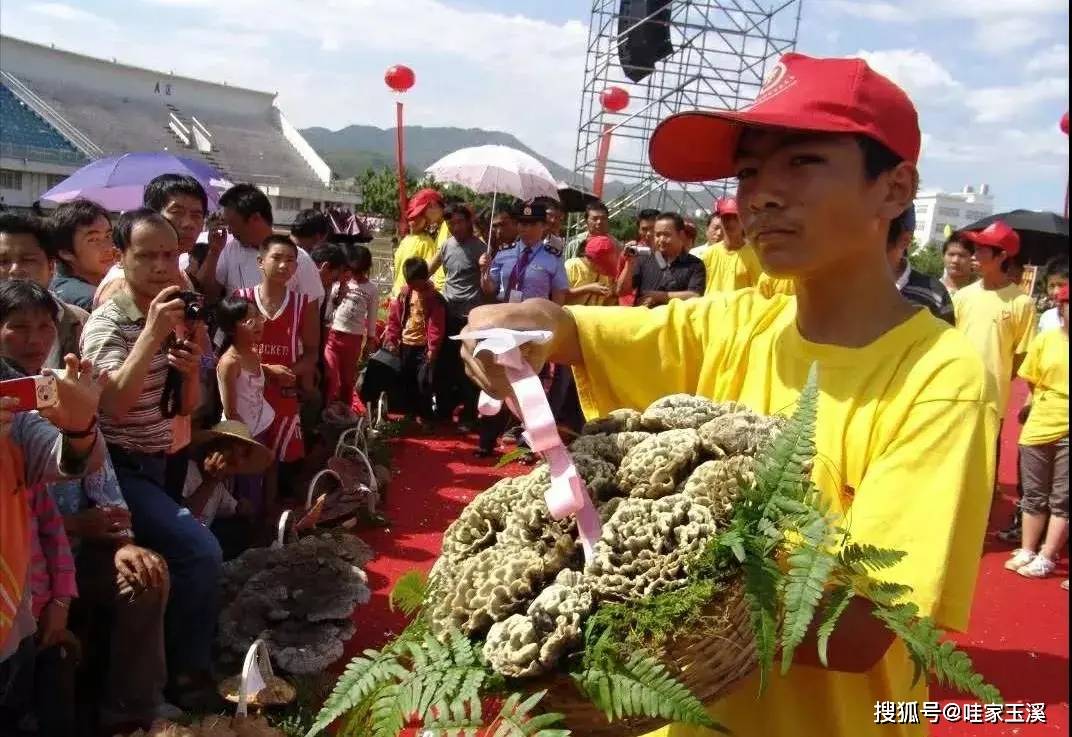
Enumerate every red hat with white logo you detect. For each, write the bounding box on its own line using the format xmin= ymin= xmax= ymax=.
xmin=714 ymin=197 xmax=738 ymax=216
xmin=649 ymin=52 xmax=921 ymax=182
xmin=959 ymin=221 xmax=1021 ymax=258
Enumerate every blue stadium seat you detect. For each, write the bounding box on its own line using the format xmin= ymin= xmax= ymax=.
xmin=0 ymin=84 xmax=80 ymax=152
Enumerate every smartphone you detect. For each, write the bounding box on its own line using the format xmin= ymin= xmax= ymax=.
xmin=0 ymin=374 xmax=59 ymax=412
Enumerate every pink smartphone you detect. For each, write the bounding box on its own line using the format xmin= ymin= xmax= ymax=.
xmin=0 ymin=374 xmax=59 ymax=412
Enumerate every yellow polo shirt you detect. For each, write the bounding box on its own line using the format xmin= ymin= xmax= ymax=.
xmin=564 ymin=257 xmax=616 ymax=306
xmin=567 ymin=291 xmax=997 ymax=737
xmin=391 ymin=232 xmax=443 ymax=296
xmin=953 ymin=281 xmax=1036 ymax=415
xmin=700 ymin=242 xmax=763 ymax=294
xmin=1018 ymin=329 xmax=1069 ymax=446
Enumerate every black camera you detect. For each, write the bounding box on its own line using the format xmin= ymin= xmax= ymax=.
xmin=176 ymin=290 xmax=205 ymax=321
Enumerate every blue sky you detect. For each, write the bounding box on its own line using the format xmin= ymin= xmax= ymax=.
xmin=1 ymin=0 xmax=1067 ymax=211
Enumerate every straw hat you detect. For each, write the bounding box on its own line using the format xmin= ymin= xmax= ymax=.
xmin=191 ymin=420 xmax=274 ymax=475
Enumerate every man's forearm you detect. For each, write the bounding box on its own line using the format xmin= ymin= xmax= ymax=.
xmin=100 ymin=333 xmax=164 ymax=418
xmin=668 ymin=290 xmax=701 ymax=301
xmin=198 ymin=253 xmax=225 ymax=303
xmin=180 ymin=371 xmax=201 ymax=415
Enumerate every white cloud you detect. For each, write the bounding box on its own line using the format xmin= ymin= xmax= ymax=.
xmin=831 ymin=0 xmax=1065 ymax=21
xmin=965 ymin=77 xmax=1069 ymax=123
xmin=973 ymin=17 xmax=1051 ymax=52
xmin=854 ymin=49 xmax=960 ymax=98
xmin=1026 ymin=44 xmax=1070 ymax=74
xmin=27 ymin=2 xmax=116 ymax=26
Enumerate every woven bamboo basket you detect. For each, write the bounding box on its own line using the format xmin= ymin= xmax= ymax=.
xmin=538 ymin=578 xmax=756 ymax=737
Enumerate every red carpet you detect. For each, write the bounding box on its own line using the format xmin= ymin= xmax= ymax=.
xmin=349 ymin=382 xmax=1068 ymax=735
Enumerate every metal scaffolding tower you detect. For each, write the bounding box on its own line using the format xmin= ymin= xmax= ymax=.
xmin=573 ymin=0 xmax=802 ymax=220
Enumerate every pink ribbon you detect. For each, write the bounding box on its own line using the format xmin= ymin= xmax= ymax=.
xmin=461 ymin=330 xmax=602 ymax=564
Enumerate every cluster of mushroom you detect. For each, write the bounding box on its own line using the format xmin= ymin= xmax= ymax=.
xmin=427 ymin=395 xmax=786 ymax=678
xmin=216 ymin=532 xmax=374 ymax=674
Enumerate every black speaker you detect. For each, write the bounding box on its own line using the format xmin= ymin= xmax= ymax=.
xmin=618 ymin=0 xmax=673 ymax=83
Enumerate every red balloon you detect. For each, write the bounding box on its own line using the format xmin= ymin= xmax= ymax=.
xmin=1061 ymin=111 xmax=1069 ymax=136
xmin=385 ymin=65 xmax=415 ymax=93
xmin=601 ymin=86 xmax=630 ymax=112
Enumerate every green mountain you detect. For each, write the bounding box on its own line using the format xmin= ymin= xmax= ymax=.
xmin=300 ymin=125 xmax=577 ymax=183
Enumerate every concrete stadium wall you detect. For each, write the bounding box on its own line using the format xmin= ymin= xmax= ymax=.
xmin=0 ymin=35 xmax=275 ymax=117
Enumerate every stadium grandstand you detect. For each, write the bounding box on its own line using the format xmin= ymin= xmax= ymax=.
xmin=0 ymin=35 xmax=360 ymax=221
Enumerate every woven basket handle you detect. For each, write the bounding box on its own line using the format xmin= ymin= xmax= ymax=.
xmin=236 ymin=638 xmax=274 ymax=717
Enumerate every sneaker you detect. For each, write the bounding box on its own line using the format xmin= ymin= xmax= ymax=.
xmin=1004 ymin=549 xmax=1036 ymax=571
xmin=1017 ymin=555 xmax=1056 ymax=579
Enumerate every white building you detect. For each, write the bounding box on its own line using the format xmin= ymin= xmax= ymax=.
xmin=913 ymin=185 xmax=995 ymax=247
xmin=0 ymin=35 xmax=359 ymax=221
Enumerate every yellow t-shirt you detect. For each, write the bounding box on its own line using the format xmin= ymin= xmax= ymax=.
xmin=953 ymin=281 xmax=1037 ymax=415
xmin=755 ymin=272 xmax=796 ymax=298
xmin=391 ymin=232 xmax=443 ymax=296
xmin=1018 ymin=329 xmax=1069 ymax=446
xmin=564 ymin=257 xmax=616 ymax=306
xmin=567 ymin=291 xmax=997 ymax=737
xmin=700 ymin=242 xmax=762 ymax=294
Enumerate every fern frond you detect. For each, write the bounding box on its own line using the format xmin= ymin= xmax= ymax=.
xmin=390 ymin=569 xmax=428 ymax=616
xmin=871 ymin=604 xmax=1002 ymax=703
xmin=814 ymin=585 xmax=854 ymax=668
xmin=855 ymin=579 xmax=913 ymax=607
xmin=573 ymin=652 xmax=721 ymax=730
xmin=423 ymin=696 xmax=483 ymax=736
xmin=490 ymin=691 xmax=569 ymax=737
xmin=369 ymin=682 xmax=408 ymax=737
xmin=838 ymin=543 xmax=907 ymax=574
xmin=779 ymin=515 xmax=837 ymax=674
xmin=753 ymin=363 xmax=820 ymax=513
xmin=741 ymin=549 xmax=781 ymax=691
xmin=307 ymin=649 xmax=408 ymax=736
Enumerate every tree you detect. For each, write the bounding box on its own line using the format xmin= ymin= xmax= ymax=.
xmin=910 ymin=239 xmax=945 ymax=279
xmin=357 ymin=166 xmax=520 ymax=223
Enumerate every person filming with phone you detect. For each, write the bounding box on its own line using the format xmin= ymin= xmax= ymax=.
xmin=79 ymin=208 xmax=222 ymax=711
xmin=0 ymin=279 xmax=174 ymax=732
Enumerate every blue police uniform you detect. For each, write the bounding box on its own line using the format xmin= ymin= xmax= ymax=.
xmin=489 ymin=239 xmax=569 ymax=303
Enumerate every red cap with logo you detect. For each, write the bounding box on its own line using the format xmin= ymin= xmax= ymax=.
xmin=584 ymin=235 xmax=619 ymax=277
xmin=714 ymin=197 xmax=738 ymax=216
xmin=960 ymin=221 xmax=1020 ymax=258
xmin=406 ymin=188 xmax=444 ymax=221
xmin=649 ymin=52 xmax=921 ymax=182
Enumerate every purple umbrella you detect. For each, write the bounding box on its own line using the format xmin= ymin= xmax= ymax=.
xmin=42 ymin=152 xmax=233 ymax=211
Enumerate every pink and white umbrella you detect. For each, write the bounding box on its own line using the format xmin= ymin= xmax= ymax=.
xmin=425 ymin=145 xmax=559 ymax=201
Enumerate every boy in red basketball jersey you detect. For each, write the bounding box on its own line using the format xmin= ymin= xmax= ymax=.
xmin=235 ymin=236 xmax=319 ymax=464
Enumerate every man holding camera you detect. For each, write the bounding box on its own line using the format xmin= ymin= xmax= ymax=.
xmin=80 ymin=208 xmax=222 ymax=711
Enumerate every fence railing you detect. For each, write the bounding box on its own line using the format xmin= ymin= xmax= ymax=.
xmin=0 ymin=71 xmax=104 ymax=158
xmin=0 ymin=141 xmax=87 ymax=166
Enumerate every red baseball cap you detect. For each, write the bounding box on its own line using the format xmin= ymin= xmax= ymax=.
xmin=1057 ymin=284 xmax=1069 ymax=303
xmin=960 ymin=221 xmax=1021 ymax=258
xmin=714 ymin=197 xmax=738 ymax=216
xmin=584 ymin=235 xmax=618 ymax=277
xmin=405 ymin=188 xmax=444 ymax=221
xmin=649 ymin=52 xmax=921 ymax=182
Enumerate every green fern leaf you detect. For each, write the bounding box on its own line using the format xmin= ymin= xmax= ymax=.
xmin=838 ymin=543 xmax=907 ymax=573
xmin=574 ymin=651 xmax=722 ymax=730
xmin=754 ymin=363 xmax=820 ymax=512
xmin=369 ymin=683 xmax=408 ymax=737
xmin=780 ymin=514 xmax=838 ymax=674
xmin=741 ymin=549 xmax=781 ymax=691
xmin=423 ymin=696 xmax=483 ymax=736
xmin=490 ymin=691 xmax=569 ymax=737
xmin=307 ymin=649 xmax=408 ymax=736
xmin=814 ymin=585 xmax=854 ymax=667
xmin=389 ymin=569 xmax=428 ymax=616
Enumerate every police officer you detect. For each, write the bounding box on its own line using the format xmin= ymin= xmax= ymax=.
xmin=474 ymin=201 xmax=568 ymax=457
xmin=481 ymin=202 xmax=568 ymax=306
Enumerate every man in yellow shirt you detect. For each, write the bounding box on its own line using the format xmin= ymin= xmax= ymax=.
xmin=699 ymin=197 xmax=762 ymax=293
xmin=1004 ymin=284 xmax=1068 ymax=581
xmin=952 ymin=221 xmax=1037 ymax=417
xmin=392 ymin=188 xmax=446 ymax=296
xmin=462 ymin=52 xmax=995 ymax=737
